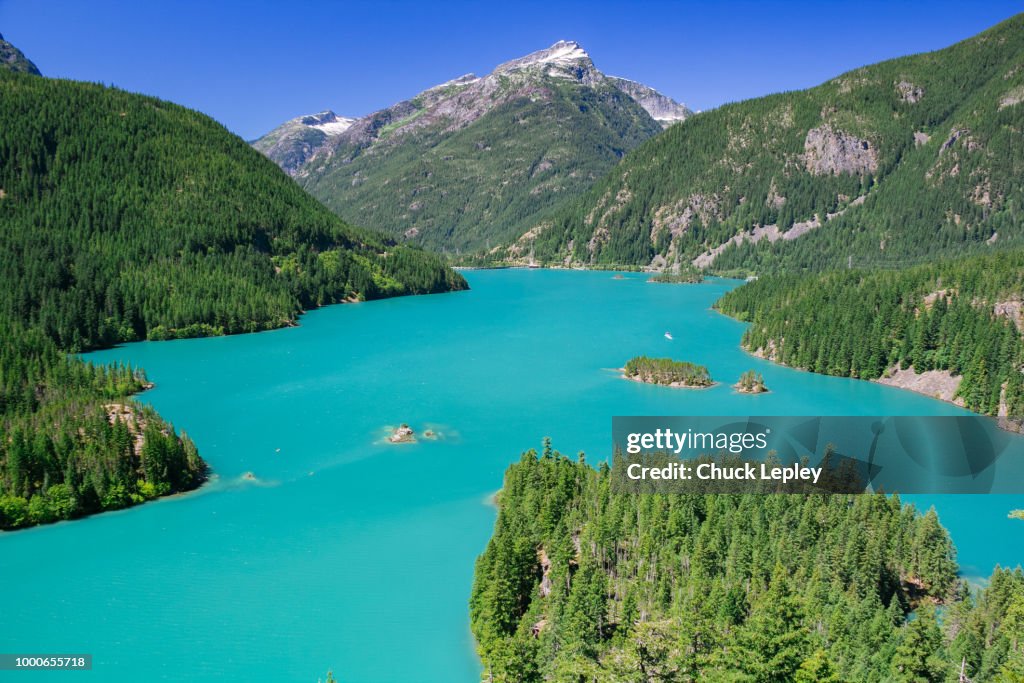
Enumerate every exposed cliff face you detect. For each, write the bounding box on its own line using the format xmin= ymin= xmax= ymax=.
xmin=0 ymin=33 xmax=40 ymax=75
xmin=802 ymin=125 xmax=878 ymax=176
xmin=994 ymin=299 xmax=1024 ymax=332
xmin=253 ymin=41 xmax=689 ymax=251
xmin=896 ymin=80 xmax=925 ymax=103
xmin=606 ymin=76 xmax=692 ymax=126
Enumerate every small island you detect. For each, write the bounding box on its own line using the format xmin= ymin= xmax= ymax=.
xmin=389 ymin=424 xmax=416 ymax=444
xmin=1010 ymin=510 xmax=1024 ymax=521
xmin=647 ymin=267 xmax=703 ymax=284
xmin=622 ymin=356 xmax=713 ymax=388
xmin=734 ymin=369 xmax=769 ymax=394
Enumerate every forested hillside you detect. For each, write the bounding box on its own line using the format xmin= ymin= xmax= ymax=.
xmin=716 ymin=250 xmax=1024 ymax=417
xmin=502 ymin=14 xmax=1024 ymax=271
xmin=0 ymin=72 xmax=466 ymax=351
xmin=0 ymin=67 xmax=465 ymax=528
xmin=471 ymin=447 xmax=1024 ymax=682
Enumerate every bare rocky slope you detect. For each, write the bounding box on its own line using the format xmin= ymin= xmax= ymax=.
xmin=0 ymin=32 xmax=40 ymax=75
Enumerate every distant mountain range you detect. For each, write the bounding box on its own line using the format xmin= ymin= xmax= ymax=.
xmin=500 ymin=15 xmax=1024 ymax=271
xmin=253 ymin=41 xmax=691 ymax=252
xmin=0 ymin=32 xmax=40 ymax=75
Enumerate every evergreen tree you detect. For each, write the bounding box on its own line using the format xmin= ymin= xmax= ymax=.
xmin=890 ymin=605 xmax=946 ymax=682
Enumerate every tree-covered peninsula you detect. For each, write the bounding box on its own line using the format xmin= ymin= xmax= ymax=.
xmin=0 ymin=322 xmax=205 ymax=528
xmin=471 ymin=446 xmax=1024 ymax=682
xmin=623 ymin=356 xmax=713 ymax=388
xmin=716 ymin=250 xmax=1024 ymax=417
xmin=0 ymin=65 xmax=466 ymax=529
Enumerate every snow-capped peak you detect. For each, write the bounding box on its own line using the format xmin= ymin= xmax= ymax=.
xmin=533 ymin=40 xmax=589 ymax=65
xmin=298 ymin=110 xmax=355 ymax=136
xmin=494 ymin=40 xmax=592 ymax=74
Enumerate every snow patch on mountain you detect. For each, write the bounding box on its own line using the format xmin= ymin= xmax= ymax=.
xmin=311 ymin=117 xmax=355 ymax=135
xmin=298 ymin=111 xmax=355 ymax=135
xmin=494 ymin=40 xmax=591 ymax=74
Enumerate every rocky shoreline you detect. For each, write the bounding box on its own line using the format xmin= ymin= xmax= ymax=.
xmin=873 ymin=365 xmax=965 ymax=406
xmin=733 ymin=384 xmax=769 ymax=395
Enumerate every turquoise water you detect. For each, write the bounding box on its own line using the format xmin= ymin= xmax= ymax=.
xmin=2 ymin=269 xmax=1023 ymax=682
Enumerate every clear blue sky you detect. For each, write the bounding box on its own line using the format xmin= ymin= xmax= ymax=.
xmin=1 ymin=0 xmax=1021 ymax=140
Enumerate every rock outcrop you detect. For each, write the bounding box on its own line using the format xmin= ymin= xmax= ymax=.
xmin=691 ymin=194 xmax=866 ymax=268
xmin=994 ymin=300 xmax=1024 ymax=332
xmin=388 ymin=424 xmax=416 ymax=444
xmin=875 ymin=366 xmax=964 ymax=405
xmin=803 ymin=125 xmax=878 ymax=176
xmin=0 ymin=33 xmax=40 ymax=75
xmin=895 ymin=80 xmax=924 ymax=103
xmin=999 ymin=85 xmax=1024 ymax=110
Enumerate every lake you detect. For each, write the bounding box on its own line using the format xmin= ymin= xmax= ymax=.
xmin=2 ymin=269 xmax=1022 ymax=682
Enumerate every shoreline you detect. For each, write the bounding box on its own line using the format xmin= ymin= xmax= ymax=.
xmin=452 ymin=261 xmax=749 ymax=282
xmin=719 ymin=308 xmax=1007 ymax=421
xmin=454 ymin=263 xmax=645 ymax=273
xmin=744 ymin=342 xmax=973 ymax=410
xmin=708 ymin=304 xmax=996 ymax=418
xmin=95 ymin=286 xmax=467 ymax=351
xmin=0 ymin=468 xmax=213 ymax=535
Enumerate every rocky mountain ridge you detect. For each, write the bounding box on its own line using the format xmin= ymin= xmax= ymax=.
xmin=0 ymin=32 xmax=40 ymax=75
xmin=251 ymin=110 xmax=355 ymax=174
xmin=253 ymin=41 xmax=691 ymax=251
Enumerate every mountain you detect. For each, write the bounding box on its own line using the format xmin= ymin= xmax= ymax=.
xmin=0 ymin=71 xmax=466 ymax=350
xmin=254 ymin=41 xmax=691 ymax=252
xmin=506 ymin=15 xmax=1024 ymax=271
xmin=0 ymin=32 xmax=40 ymax=75
xmin=251 ymin=110 xmax=355 ymax=174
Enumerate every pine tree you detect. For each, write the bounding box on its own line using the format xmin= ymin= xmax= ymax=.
xmin=891 ymin=605 xmax=946 ymax=682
